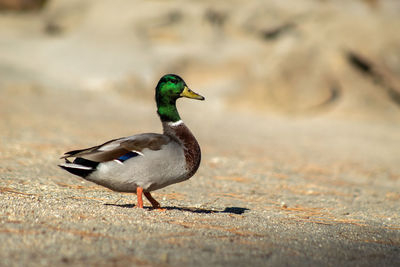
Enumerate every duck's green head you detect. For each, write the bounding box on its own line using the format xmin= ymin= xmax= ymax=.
xmin=156 ymin=74 xmax=204 ymax=122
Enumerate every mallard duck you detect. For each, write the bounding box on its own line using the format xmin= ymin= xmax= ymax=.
xmin=59 ymin=74 xmax=204 ymax=209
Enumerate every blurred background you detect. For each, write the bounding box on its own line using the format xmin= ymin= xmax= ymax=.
xmin=1 ymin=0 xmax=400 ymax=121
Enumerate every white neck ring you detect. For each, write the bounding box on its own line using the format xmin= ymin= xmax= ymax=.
xmin=167 ymin=120 xmax=183 ymax=127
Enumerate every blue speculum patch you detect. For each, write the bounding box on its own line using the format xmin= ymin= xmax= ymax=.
xmin=118 ymin=151 xmax=140 ymax=162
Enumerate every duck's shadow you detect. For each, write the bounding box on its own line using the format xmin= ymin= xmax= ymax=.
xmin=104 ymin=203 xmax=249 ymax=215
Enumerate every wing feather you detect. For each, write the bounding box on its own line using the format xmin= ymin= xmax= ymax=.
xmin=61 ymin=133 xmax=170 ymax=163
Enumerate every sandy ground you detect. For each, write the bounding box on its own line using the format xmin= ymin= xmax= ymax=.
xmin=1 ymin=87 xmax=400 ymax=266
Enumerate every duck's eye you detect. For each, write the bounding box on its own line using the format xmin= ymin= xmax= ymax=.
xmin=170 ymin=80 xmax=178 ymax=84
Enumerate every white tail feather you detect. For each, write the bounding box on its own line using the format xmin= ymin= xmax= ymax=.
xmin=59 ymin=163 xmax=93 ymax=170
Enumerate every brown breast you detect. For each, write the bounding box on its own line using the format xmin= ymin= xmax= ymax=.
xmin=163 ymin=121 xmax=201 ymax=178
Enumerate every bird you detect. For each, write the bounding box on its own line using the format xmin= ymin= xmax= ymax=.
xmin=59 ymin=74 xmax=204 ymax=209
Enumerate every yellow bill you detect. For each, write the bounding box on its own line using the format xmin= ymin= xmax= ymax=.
xmin=180 ymin=86 xmax=205 ymax=100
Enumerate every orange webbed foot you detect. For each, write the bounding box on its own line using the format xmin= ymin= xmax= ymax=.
xmin=144 ymin=192 xmax=166 ymax=211
xmin=136 ymin=187 xmax=144 ymax=208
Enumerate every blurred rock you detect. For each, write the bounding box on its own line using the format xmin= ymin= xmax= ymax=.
xmin=0 ymin=0 xmax=47 ymax=11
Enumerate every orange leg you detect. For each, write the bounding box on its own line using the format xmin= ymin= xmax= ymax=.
xmin=136 ymin=187 xmax=144 ymax=208
xmin=144 ymin=192 xmax=161 ymax=209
